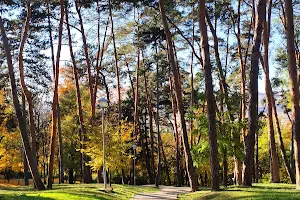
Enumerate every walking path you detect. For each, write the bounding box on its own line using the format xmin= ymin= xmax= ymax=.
xmin=131 ymin=185 xmax=191 ymax=200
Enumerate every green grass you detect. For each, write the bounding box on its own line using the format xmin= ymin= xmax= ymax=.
xmin=0 ymin=183 xmax=159 ymax=200
xmin=179 ymin=183 xmax=300 ymax=200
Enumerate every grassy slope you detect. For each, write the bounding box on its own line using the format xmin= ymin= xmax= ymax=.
xmin=180 ymin=183 xmax=300 ymax=200
xmin=0 ymin=184 xmax=159 ymax=200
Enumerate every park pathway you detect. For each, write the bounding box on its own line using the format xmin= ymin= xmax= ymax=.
xmin=131 ymin=185 xmax=191 ymax=200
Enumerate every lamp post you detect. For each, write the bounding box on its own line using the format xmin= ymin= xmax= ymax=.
xmin=98 ymin=97 xmax=108 ymax=189
xmin=132 ymin=144 xmax=137 ymax=186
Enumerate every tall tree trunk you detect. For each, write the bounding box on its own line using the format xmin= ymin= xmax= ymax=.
xmin=261 ymin=0 xmax=280 ymax=183
xmin=74 ymin=1 xmax=93 ymax=183
xmin=109 ymin=0 xmax=122 ymax=123
xmin=47 ymin=0 xmax=64 ymax=189
xmin=0 ymin=15 xmax=45 ymax=191
xmin=242 ymin=0 xmax=265 ymax=186
xmin=169 ymin=76 xmax=181 ymax=186
xmin=159 ymin=0 xmax=198 ymax=191
xmin=17 ymin=1 xmax=38 ymax=175
xmin=206 ymin=13 xmax=236 ymax=188
xmin=65 ymin=5 xmax=92 ymax=184
xmin=198 ymin=0 xmax=219 ymax=191
xmin=47 ymin=1 xmax=64 ymax=185
xmin=284 ymin=0 xmax=300 ymax=189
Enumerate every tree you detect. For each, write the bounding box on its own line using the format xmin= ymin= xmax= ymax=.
xmin=261 ymin=0 xmax=280 ymax=183
xmin=198 ymin=0 xmax=220 ymax=191
xmin=284 ymin=0 xmax=300 ymax=189
xmin=242 ymin=0 xmax=266 ymax=186
xmin=158 ymin=0 xmax=198 ymax=191
xmin=47 ymin=0 xmax=64 ymax=189
xmin=0 ymin=15 xmax=45 ymax=190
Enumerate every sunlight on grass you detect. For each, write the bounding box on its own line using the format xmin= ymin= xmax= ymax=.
xmin=0 ymin=184 xmax=159 ymax=200
xmin=179 ymin=183 xmax=300 ymax=200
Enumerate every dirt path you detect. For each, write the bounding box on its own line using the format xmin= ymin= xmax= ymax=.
xmin=131 ymin=185 xmax=191 ymax=200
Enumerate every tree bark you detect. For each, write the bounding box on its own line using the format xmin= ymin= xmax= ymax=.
xmin=284 ymin=0 xmax=300 ymax=189
xmin=261 ymin=0 xmax=280 ymax=183
xmin=242 ymin=0 xmax=266 ymax=186
xmin=17 ymin=1 xmax=38 ymax=175
xmin=198 ymin=0 xmax=219 ymax=191
xmin=0 ymin=15 xmax=45 ymax=190
xmin=159 ymin=0 xmax=198 ymax=191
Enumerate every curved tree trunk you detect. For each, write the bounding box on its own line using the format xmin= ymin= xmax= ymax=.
xmin=242 ymin=0 xmax=266 ymax=186
xmin=159 ymin=0 xmax=198 ymax=191
xmin=198 ymin=0 xmax=219 ymax=191
xmin=47 ymin=0 xmax=64 ymax=189
xmin=0 ymin=15 xmax=45 ymax=191
xmin=17 ymin=2 xmax=38 ymax=165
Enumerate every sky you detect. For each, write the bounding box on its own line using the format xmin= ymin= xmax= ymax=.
xmin=53 ymin=2 xmax=288 ymax=97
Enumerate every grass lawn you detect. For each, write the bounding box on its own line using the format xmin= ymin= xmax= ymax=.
xmin=0 ymin=183 xmax=159 ymax=200
xmin=179 ymin=183 xmax=300 ymax=200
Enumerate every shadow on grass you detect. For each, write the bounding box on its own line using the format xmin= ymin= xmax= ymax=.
xmin=0 ymin=194 xmax=54 ymax=200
